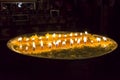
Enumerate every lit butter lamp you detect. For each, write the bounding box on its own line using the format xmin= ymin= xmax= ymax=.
xmin=7 ymin=31 xmax=118 ymax=59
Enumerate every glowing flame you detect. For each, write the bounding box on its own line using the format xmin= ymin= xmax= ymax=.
xmin=18 ymin=37 xmax=22 ymax=41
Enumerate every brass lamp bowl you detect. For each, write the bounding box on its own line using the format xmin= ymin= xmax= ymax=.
xmin=7 ymin=31 xmax=118 ymax=60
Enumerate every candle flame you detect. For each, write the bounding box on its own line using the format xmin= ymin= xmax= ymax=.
xmin=96 ymin=37 xmax=101 ymax=42
xmin=32 ymin=38 xmax=35 ymax=41
xmin=39 ymin=37 xmax=42 ymax=40
xmin=77 ymin=38 xmax=81 ymax=44
xmin=48 ymin=42 xmax=52 ymax=48
xmin=62 ymin=41 xmax=66 ymax=46
xmin=46 ymin=36 xmax=49 ymax=39
xmin=46 ymin=33 xmax=50 ymax=39
xmin=58 ymin=34 xmax=62 ymax=38
xmin=91 ymin=40 xmax=93 ymax=43
xmin=40 ymin=41 xmax=43 ymax=47
xmin=26 ymin=38 xmax=29 ymax=41
xmin=70 ymin=33 xmax=73 ymax=37
xmin=70 ymin=39 xmax=74 ymax=45
xmin=74 ymin=33 xmax=78 ymax=36
xmin=25 ymin=46 xmax=29 ymax=51
xmin=83 ymin=37 xmax=87 ymax=43
xmin=103 ymin=37 xmax=107 ymax=41
xmin=52 ymin=33 xmax=56 ymax=38
xmin=85 ymin=31 xmax=88 ymax=35
xmin=53 ymin=41 xmax=56 ymax=45
xmin=80 ymin=33 xmax=83 ymax=36
xmin=32 ymin=42 xmax=36 ymax=48
xmin=18 ymin=37 xmax=22 ymax=41
xmin=75 ymin=38 xmax=78 ymax=42
xmin=55 ymin=41 xmax=59 ymax=46
xmin=19 ymin=44 xmax=22 ymax=49
xmin=64 ymin=35 xmax=67 ymax=37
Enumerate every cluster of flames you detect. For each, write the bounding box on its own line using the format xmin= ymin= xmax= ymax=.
xmin=8 ymin=31 xmax=113 ymax=54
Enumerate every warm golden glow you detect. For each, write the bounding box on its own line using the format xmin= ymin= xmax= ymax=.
xmin=7 ymin=31 xmax=117 ymax=58
xmin=96 ymin=37 xmax=101 ymax=42
xmin=85 ymin=31 xmax=88 ymax=35
xmin=18 ymin=37 xmax=22 ymax=42
xmin=103 ymin=37 xmax=107 ymax=41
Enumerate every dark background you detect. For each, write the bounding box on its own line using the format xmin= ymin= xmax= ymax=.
xmin=0 ymin=0 xmax=120 ymax=80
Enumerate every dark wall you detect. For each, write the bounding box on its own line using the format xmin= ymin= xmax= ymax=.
xmin=0 ymin=0 xmax=119 ymax=40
